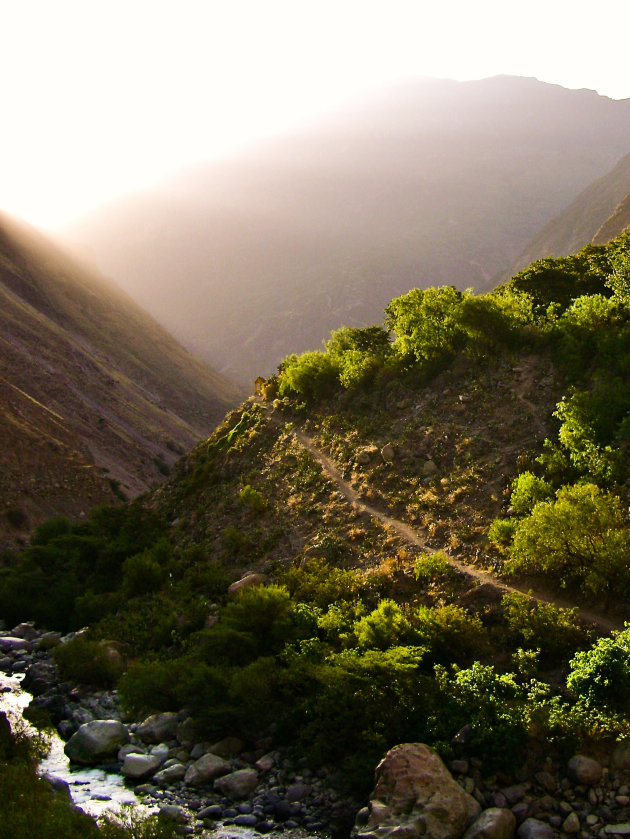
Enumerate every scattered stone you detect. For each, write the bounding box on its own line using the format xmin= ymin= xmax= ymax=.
xmin=153 ymin=763 xmax=186 ymax=785
xmin=567 ymin=755 xmax=603 ymax=786
xmin=534 ymin=771 xmax=556 ymax=793
xmin=184 ymin=753 xmax=230 ymax=786
xmin=227 ymin=574 xmax=266 ymax=595
xmin=354 ymin=743 xmax=480 ymax=839
xmin=516 ymin=818 xmax=554 ymax=839
xmin=256 ymin=751 xmax=279 ymax=772
xmin=562 ymin=812 xmax=580 ymax=834
xmin=122 ymin=753 xmax=163 ymax=780
xmin=11 ymin=623 xmax=39 ymax=641
xmin=214 ymin=768 xmax=259 ymax=799
xmin=381 ymin=443 xmax=396 ymax=463
xmin=135 ymin=712 xmax=178 ymax=744
xmin=502 ymin=785 xmax=529 ymax=806
xmin=612 ymin=742 xmax=630 ymax=771
xmin=64 ymin=720 xmax=129 ymax=765
xmin=158 ymin=804 xmax=189 ymax=823
xmin=286 ymin=782 xmax=312 ymax=802
xmin=0 ymin=637 xmax=31 ymax=652
xmin=464 ymin=808 xmax=517 ymax=839
xmin=604 ymin=826 xmax=630 ymax=836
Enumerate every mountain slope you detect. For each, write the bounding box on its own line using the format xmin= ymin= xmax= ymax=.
xmin=507 ymin=152 xmax=630 ymax=276
xmin=64 ymin=76 xmax=630 ymax=385
xmin=0 ymin=212 xmax=242 ymax=545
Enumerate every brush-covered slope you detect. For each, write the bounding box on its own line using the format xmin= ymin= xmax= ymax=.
xmin=0 ymin=211 xmax=242 ymax=545
xmin=508 ymin=152 xmax=630 ymax=276
xmin=64 ymin=76 xmax=630 ymax=385
xmin=5 ymin=230 xmax=630 ymax=797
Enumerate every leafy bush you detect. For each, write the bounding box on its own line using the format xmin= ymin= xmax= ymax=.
xmin=510 ymin=472 xmax=554 ymax=515
xmin=501 ymin=592 xmax=589 ymax=666
xmin=281 ymin=559 xmax=360 ymax=609
xmin=488 ymin=518 xmax=517 ymax=548
xmin=278 ymin=351 xmax=340 ymax=399
xmin=413 ymin=551 xmax=458 ymax=587
xmin=53 ymin=636 xmax=124 ymax=689
xmin=507 ymin=483 xmax=630 ymax=596
xmin=414 ymin=605 xmax=489 ymax=666
xmin=354 ymin=600 xmax=412 ymax=650
xmin=567 ymin=626 xmax=630 ymax=712
xmin=238 ymin=484 xmax=266 ymax=513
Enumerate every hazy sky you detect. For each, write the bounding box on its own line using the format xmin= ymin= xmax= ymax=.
xmin=3 ymin=0 xmax=630 ymax=229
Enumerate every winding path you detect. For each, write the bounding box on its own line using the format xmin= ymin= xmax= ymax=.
xmin=270 ymin=413 xmax=624 ymax=634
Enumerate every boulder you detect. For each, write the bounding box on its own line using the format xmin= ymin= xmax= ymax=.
xmin=228 ymin=574 xmax=266 ymax=595
xmin=464 ymin=808 xmax=516 ymax=839
xmin=517 ymin=819 xmax=554 ymax=839
xmin=567 ymin=754 xmax=602 ymax=785
xmin=356 ymin=447 xmax=377 ymax=465
xmin=354 ymin=743 xmax=480 ymax=839
xmin=11 ymin=623 xmax=39 ymax=641
xmin=562 ymin=812 xmax=580 ymax=834
xmin=184 ymin=752 xmax=230 ymax=786
xmin=122 ymin=752 xmax=163 ymax=780
xmin=153 ymin=763 xmax=187 ymax=785
xmin=176 ymin=716 xmax=199 ymax=747
xmin=214 ymin=768 xmax=258 ymax=798
xmin=64 ymin=720 xmax=129 ymax=764
xmin=0 ymin=637 xmax=31 ymax=652
xmin=135 ymin=712 xmax=178 ymax=744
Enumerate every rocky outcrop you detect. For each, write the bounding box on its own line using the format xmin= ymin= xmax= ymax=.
xmin=354 ymin=743 xmax=481 ymax=839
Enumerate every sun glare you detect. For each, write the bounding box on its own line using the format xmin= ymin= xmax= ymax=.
xmin=2 ymin=0 xmax=630 ymax=228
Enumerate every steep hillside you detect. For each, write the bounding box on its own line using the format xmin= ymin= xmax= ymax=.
xmin=507 ymin=152 xmax=630 ymax=276
xmin=0 ymin=212 xmax=242 ymax=546
xmin=64 ymin=76 xmax=630 ymax=385
xmin=4 ymin=230 xmax=630 ymax=813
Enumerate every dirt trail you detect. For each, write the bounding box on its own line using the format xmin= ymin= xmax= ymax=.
xmin=276 ymin=417 xmax=623 ymax=634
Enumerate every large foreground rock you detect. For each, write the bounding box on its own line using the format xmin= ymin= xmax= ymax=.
xmin=354 ymin=743 xmax=481 ymax=839
xmin=122 ymin=752 xmax=163 ymax=780
xmin=64 ymin=720 xmax=128 ymax=764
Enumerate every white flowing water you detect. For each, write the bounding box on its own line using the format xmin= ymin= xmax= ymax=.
xmin=0 ymin=670 xmax=148 ymax=818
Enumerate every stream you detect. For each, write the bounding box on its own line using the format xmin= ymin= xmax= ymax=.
xmin=0 ymin=669 xmax=145 ymax=819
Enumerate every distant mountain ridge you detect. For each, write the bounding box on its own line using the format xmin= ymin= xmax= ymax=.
xmin=0 ymin=212 xmax=242 ymax=545
xmin=64 ymin=76 xmax=630 ymax=385
xmin=507 ymin=152 xmax=630 ymax=277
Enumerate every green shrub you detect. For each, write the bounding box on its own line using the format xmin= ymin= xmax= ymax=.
xmin=510 ymin=472 xmax=554 ymax=515
xmin=413 ymin=551 xmax=458 ymax=587
xmin=501 ymin=592 xmax=589 ymax=665
xmin=281 ymin=559 xmax=360 ymax=608
xmin=53 ymin=636 xmax=124 ymax=689
xmin=488 ymin=518 xmax=517 ymax=548
xmin=354 ymin=600 xmax=412 ymax=650
xmin=567 ymin=626 xmax=630 ymax=712
xmin=278 ymin=351 xmax=340 ymax=399
xmin=414 ymin=605 xmax=489 ymax=665
xmin=239 ymin=484 xmax=266 ymax=513
xmin=508 ymin=483 xmax=630 ymax=596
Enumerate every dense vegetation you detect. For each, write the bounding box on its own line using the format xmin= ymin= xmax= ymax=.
xmin=3 ymin=231 xmax=630 ymax=794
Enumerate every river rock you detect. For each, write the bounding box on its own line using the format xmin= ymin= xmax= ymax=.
xmin=354 ymin=743 xmax=480 ymax=839
xmin=464 ymin=808 xmax=516 ymax=839
xmin=214 ymin=768 xmax=258 ymax=798
xmin=158 ymin=804 xmax=190 ymax=823
xmin=135 ymin=712 xmax=178 ymax=744
xmin=64 ymin=719 xmax=129 ymax=764
xmin=153 ymin=763 xmax=187 ymax=785
xmin=11 ymin=623 xmax=39 ymax=641
xmin=0 ymin=637 xmax=31 ymax=652
xmin=517 ymin=818 xmax=554 ymax=839
xmin=567 ymin=754 xmax=602 ymax=785
xmin=184 ymin=752 xmax=230 ymax=786
xmin=612 ymin=741 xmax=630 ymax=771
xmin=228 ymin=574 xmax=266 ymax=595
xmin=21 ymin=662 xmax=58 ymax=696
xmin=122 ymin=752 xmax=163 ymax=780
xmin=562 ymin=812 xmax=580 ymax=834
